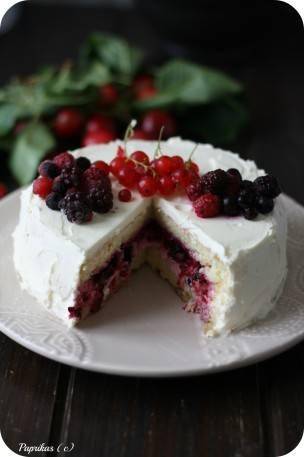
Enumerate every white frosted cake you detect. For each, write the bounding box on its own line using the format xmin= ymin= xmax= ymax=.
xmin=13 ymin=138 xmax=287 ymax=335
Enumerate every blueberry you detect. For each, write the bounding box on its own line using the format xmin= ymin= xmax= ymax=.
xmin=237 ymin=188 xmax=256 ymax=209
xmin=45 ymin=192 xmax=62 ymax=211
xmin=76 ymin=156 xmax=91 ymax=172
xmin=38 ymin=160 xmax=60 ymax=179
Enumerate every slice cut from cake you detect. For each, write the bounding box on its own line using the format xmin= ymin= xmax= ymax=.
xmin=13 ymin=139 xmax=287 ymax=336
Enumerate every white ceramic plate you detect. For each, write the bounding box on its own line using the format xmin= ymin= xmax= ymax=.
xmin=1 ymin=191 xmax=304 ymax=377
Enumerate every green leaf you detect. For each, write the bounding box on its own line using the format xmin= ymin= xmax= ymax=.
xmin=0 ymin=104 xmax=21 ymax=136
xmin=135 ymin=60 xmax=242 ymax=110
xmin=80 ymin=33 xmax=142 ymax=82
xmin=182 ymin=98 xmax=248 ymax=145
xmin=9 ymin=122 xmax=55 ymax=185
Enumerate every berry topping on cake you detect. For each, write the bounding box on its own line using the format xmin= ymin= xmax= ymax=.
xmin=59 ymin=191 xmax=93 ymax=224
xmin=118 ymin=188 xmax=132 ymax=202
xmin=76 ymin=156 xmax=91 ymax=172
xmin=186 ymin=180 xmax=204 ymax=202
xmin=38 ymin=160 xmax=60 ymax=179
xmin=45 ymin=192 xmax=62 ymax=211
xmin=137 ymin=176 xmax=158 ymax=197
xmin=0 ymin=183 xmax=7 ymax=199
xmin=201 ymin=169 xmax=228 ymax=195
xmin=33 ymin=177 xmax=53 ymax=199
xmin=53 ymin=152 xmax=75 ymax=169
xmin=222 ymin=195 xmax=241 ymax=216
xmin=255 ymin=195 xmax=274 ymax=214
xmin=158 ymin=175 xmax=175 ymax=196
xmin=93 ymin=160 xmax=110 ymax=175
xmin=237 ymin=188 xmax=256 ymax=209
xmin=60 ymin=166 xmax=81 ymax=188
xmin=193 ymin=193 xmax=221 ymax=218
xmin=254 ymin=175 xmax=281 ymax=198
xmin=87 ymin=186 xmax=113 ymax=213
xmin=52 ymin=177 xmax=68 ymax=195
xmin=130 ymin=150 xmax=150 ymax=165
xmin=82 ymin=167 xmax=111 ymax=191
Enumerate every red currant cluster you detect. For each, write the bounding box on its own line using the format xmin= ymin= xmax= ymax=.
xmin=110 ymin=146 xmax=200 ymax=202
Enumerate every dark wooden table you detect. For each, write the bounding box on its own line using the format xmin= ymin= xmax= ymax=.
xmin=0 ymin=3 xmax=304 ymax=456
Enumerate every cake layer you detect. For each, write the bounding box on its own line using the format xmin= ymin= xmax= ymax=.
xmin=13 ymin=138 xmax=287 ymax=335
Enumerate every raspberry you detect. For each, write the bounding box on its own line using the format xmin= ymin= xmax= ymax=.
xmin=76 ymin=156 xmax=91 ymax=172
xmin=255 ymin=195 xmax=274 ymax=214
xmin=87 ymin=186 xmax=113 ymax=213
xmin=53 ymin=152 xmax=75 ymax=169
xmin=201 ymin=169 xmax=228 ymax=195
xmin=59 ymin=192 xmax=92 ymax=224
xmin=60 ymin=166 xmax=80 ymax=188
xmin=33 ymin=177 xmax=53 ymax=199
xmin=186 ymin=180 xmax=204 ymax=202
xmin=75 ymin=280 xmax=103 ymax=313
xmin=46 ymin=192 xmax=62 ymax=211
xmin=38 ymin=160 xmax=60 ymax=179
xmin=82 ymin=167 xmax=112 ymax=191
xmin=254 ymin=175 xmax=281 ymax=198
xmin=193 ymin=193 xmax=221 ymax=218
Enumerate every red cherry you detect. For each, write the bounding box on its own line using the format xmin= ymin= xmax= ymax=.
xmin=137 ymin=176 xmax=158 ymax=197
xmin=53 ymin=108 xmax=84 ymax=138
xmin=140 ymin=110 xmax=177 ymax=139
xmin=117 ymin=166 xmax=139 ymax=188
xmin=187 ymin=161 xmax=199 ymax=174
xmin=85 ymin=114 xmax=116 ymax=134
xmin=99 ymin=83 xmax=119 ymax=105
xmin=93 ymin=160 xmax=110 ymax=175
xmin=171 ymin=169 xmax=192 ymax=188
xmin=130 ymin=150 xmax=150 ymax=165
xmin=82 ymin=130 xmax=116 ymax=146
xmin=110 ymin=157 xmax=126 ymax=176
xmin=0 ymin=182 xmax=7 ymax=199
xmin=158 ymin=175 xmax=175 ymax=196
xmin=132 ymin=129 xmax=151 ymax=140
xmin=135 ymin=86 xmax=157 ymax=100
xmin=154 ymin=156 xmax=173 ymax=176
xmin=170 ymin=155 xmax=184 ymax=171
xmin=33 ymin=177 xmax=53 ymax=199
xmin=118 ymin=188 xmax=132 ymax=202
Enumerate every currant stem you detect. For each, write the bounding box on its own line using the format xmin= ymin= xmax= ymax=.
xmin=123 ymin=119 xmax=137 ymax=157
xmin=187 ymin=143 xmax=198 ymax=163
xmin=154 ymin=126 xmax=165 ymax=158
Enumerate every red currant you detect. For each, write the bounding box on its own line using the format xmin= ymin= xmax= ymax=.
xmin=137 ymin=176 xmax=158 ymax=197
xmin=187 ymin=161 xmax=199 ymax=174
xmin=117 ymin=166 xmax=139 ymax=188
xmin=110 ymin=157 xmax=126 ymax=176
xmin=171 ymin=169 xmax=192 ymax=188
xmin=154 ymin=156 xmax=173 ymax=176
xmin=93 ymin=160 xmax=110 ymax=175
xmin=170 ymin=155 xmax=184 ymax=171
xmin=158 ymin=176 xmax=175 ymax=196
xmin=99 ymin=83 xmax=119 ymax=105
xmin=118 ymin=188 xmax=132 ymax=202
xmin=132 ymin=74 xmax=154 ymax=94
xmin=0 ymin=182 xmax=7 ymax=199
xmin=140 ymin=110 xmax=177 ymax=139
xmin=85 ymin=114 xmax=116 ymax=134
xmin=33 ymin=177 xmax=53 ymax=199
xmin=116 ymin=146 xmax=126 ymax=158
xmin=135 ymin=86 xmax=157 ymax=100
xmin=53 ymin=108 xmax=84 ymax=138
xmin=82 ymin=130 xmax=116 ymax=146
xmin=130 ymin=150 xmax=150 ymax=165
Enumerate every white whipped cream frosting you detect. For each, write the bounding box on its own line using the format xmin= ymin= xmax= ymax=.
xmin=13 ymin=138 xmax=287 ymax=333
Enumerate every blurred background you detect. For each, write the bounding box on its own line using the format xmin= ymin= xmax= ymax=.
xmin=0 ymin=0 xmax=303 ymax=202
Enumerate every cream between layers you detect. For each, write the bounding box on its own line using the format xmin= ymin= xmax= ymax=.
xmin=13 ymin=138 xmax=287 ymax=335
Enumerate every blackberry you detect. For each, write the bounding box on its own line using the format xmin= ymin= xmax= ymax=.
xmin=52 ymin=177 xmax=68 ymax=195
xmin=241 ymin=180 xmax=255 ymax=191
xmin=255 ymin=195 xmax=274 ymax=214
xmin=254 ymin=175 xmax=281 ymax=198
xmin=186 ymin=179 xmax=204 ymax=202
xmin=38 ymin=160 xmax=60 ymax=179
xmin=222 ymin=196 xmax=241 ymax=216
xmin=76 ymin=156 xmax=91 ymax=172
xmin=243 ymin=207 xmax=258 ymax=220
xmin=59 ymin=191 xmax=92 ymax=224
xmin=82 ymin=167 xmax=111 ymax=192
xmin=226 ymin=169 xmax=242 ymax=196
xmin=237 ymin=188 xmax=256 ymax=209
xmin=46 ymin=192 xmax=62 ymax=211
xmin=60 ymin=166 xmax=80 ymax=188
xmin=201 ymin=169 xmax=228 ymax=195
xmin=87 ymin=186 xmax=113 ymax=213
xmin=227 ymin=168 xmax=242 ymax=181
